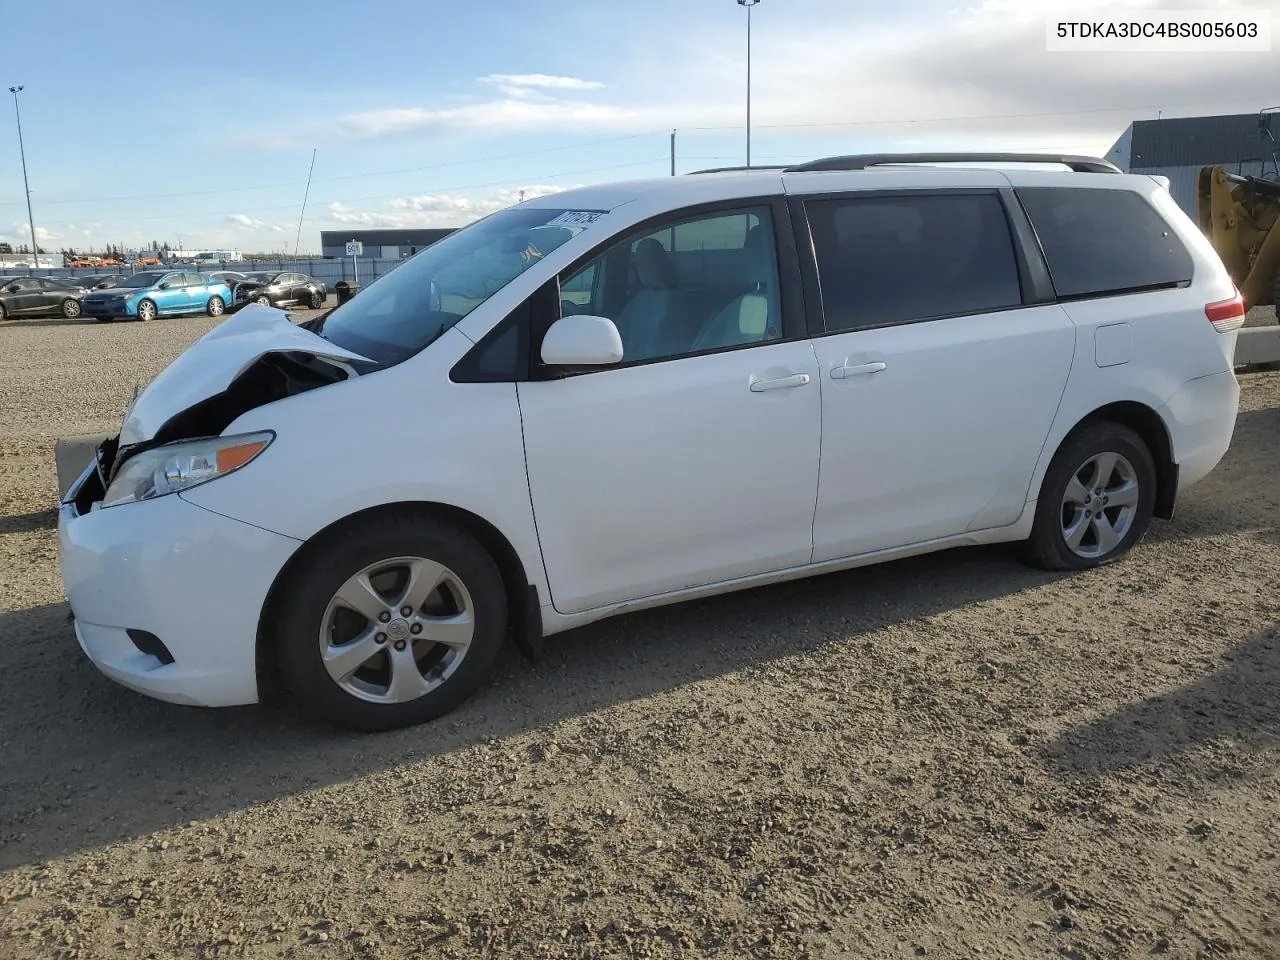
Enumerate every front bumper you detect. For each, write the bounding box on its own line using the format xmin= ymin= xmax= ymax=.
xmin=81 ymin=300 xmax=134 ymax=319
xmin=58 ymin=464 xmax=301 ymax=707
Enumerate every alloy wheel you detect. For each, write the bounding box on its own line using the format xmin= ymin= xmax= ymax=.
xmin=1059 ymin=451 xmax=1140 ymax=559
xmin=319 ymin=556 xmax=475 ymax=704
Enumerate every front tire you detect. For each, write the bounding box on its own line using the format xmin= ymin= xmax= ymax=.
xmin=309 ymin=290 xmax=323 ymax=309
xmin=274 ymin=512 xmax=508 ymax=733
xmin=1023 ymin=421 xmax=1156 ymax=571
xmin=255 ymin=294 xmax=271 ymax=306
xmin=136 ymin=299 xmax=157 ymax=322
xmin=207 ymin=295 xmax=225 ymax=317
xmin=61 ymin=298 xmax=81 ymax=319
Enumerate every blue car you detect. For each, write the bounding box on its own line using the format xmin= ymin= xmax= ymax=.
xmin=80 ymin=270 xmax=234 ymax=323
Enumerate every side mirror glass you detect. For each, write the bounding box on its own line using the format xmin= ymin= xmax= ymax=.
xmin=158 ymin=282 xmax=170 ymax=289
xmin=540 ymin=315 xmax=624 ymax=367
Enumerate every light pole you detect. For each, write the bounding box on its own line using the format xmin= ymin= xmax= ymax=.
xmin=8 ymin=85 xmax=38 ymax=267
xmin=737 ymin=0 xmax=759 ymax=168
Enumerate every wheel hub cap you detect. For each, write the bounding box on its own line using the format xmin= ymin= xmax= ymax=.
xmin=319 ymin=556 xmax=475 ymax=705
xmin=1059 ymin=451 xmax=1140 ymax=559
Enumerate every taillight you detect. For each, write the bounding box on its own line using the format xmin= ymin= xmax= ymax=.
xmin=1205 ymin=293 xmax=1246 ymax=333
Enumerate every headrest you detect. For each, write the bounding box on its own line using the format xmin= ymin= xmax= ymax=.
xmin=633 ymin=237 xmax=678 ymax=289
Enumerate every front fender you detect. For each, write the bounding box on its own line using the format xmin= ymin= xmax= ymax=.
xmin=177 ymin=329 xmax=549 ymax=600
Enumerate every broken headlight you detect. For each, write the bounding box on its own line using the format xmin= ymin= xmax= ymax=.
xmin=101 ymin=431 xmax=274 ymax=508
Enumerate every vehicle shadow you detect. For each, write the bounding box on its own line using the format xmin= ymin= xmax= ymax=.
xmin=1040 ymin=624 xmax=1280 ymax=777
xmin=0 ymin=545 xmax=1062 ymax=871
xmin=0 ymin=507 xmax=56 ymax=535
xmin=0 ymin=316 xmax=114 ymax=329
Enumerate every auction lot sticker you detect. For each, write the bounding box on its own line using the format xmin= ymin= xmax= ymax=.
xmin=547 ymin=211 xmax=608 ymax=228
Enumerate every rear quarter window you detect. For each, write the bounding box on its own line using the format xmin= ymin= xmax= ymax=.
xmin=1016 ymin=186 xmax=1193 ymax=300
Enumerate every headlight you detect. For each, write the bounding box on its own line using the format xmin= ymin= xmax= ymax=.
xmin=101 ymin=431 xmax=274 ymax=508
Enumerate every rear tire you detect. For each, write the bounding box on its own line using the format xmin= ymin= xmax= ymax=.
xmin=207 ymin=295 xmax=225 ymax=317
xmin=136 ymin=299 xmax=157 ymax=322
xmin=0 ymin=302 xmax=7 ymax=321
xmin=1023 ymin=422 xmax=1156 ymax=571
xmin=273 ymin=512 xmax=508 ymax=733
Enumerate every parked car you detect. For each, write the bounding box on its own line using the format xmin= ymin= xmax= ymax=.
xmin=58 ymin=152 xmax=1244 ymax=732
xmin=209 ymin=270 xmax=246 ymax=287
xmin=0 ymin=276 xmax=86 ymax=319
xmin=234 ymin=271 xmax=327 ymax=309
xmin=79 ymin=270 xmax=233 ymax=322
xmin=77 ymin=273 xmax=127 ymax=291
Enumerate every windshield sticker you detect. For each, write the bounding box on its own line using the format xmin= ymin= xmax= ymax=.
xmin=546 ymin=210 xmax=607 ymax=228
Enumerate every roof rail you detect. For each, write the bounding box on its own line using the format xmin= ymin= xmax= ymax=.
xmin=686 ymin=164 xmax=787 ymax=175
xmin=783 ymin=153 xmax=1123 ymax=174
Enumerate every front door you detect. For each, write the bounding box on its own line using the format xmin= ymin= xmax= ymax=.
xmin=518 ymin=201 xmax=823 ymax=614
xmin=796 ymin=189 xmax=1076 ymax=561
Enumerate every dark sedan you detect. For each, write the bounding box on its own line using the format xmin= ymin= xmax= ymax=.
xmin=234 ymin=271 xmax=327 ymax=309
xmin=0 ymin=276 xmax=87 ymax=319
xmin=77 ymin=274 xmax=127 ymax=291
xmin=209 ymin=270 xmax=247 ymax=291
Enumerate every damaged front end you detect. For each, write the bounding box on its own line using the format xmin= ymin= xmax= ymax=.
xmin=70 ymin=304 xmax=371 ymax=514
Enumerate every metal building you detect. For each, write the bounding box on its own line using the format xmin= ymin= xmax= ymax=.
xmin=319 ymin=228 xmax=456 ymax=260
xmin=1106 ymin=112 xmax=1279 ymax=217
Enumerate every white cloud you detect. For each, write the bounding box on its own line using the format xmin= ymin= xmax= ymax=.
xmin=480 ymin=73 xmax=606 ymax=91
xmin=327 ymin=185 xmax=569 ymax=229
xmin=226 ymin=213 xmax=286 ymax=233
xmin=335 ymin=100 xmax=633 ymax=140
xmin=11 ymin=223 xmax=60 ymax=243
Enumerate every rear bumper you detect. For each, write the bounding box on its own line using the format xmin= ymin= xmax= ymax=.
xmin=1158 ymin=369 xmax=1240 ymax=492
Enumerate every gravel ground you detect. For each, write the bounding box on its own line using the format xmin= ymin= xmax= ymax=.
xmin=0 ymin=307 xmax=1278 ymax=960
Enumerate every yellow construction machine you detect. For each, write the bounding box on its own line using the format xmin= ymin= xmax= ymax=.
xmin=1196 ymin=107 xmax=1280 ymax=312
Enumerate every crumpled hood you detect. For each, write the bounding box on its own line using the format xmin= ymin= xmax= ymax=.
xmin=90 ymin=286 xmax=139 ymax=298
xmin=119 ymin=303 xmax=371 ymax=446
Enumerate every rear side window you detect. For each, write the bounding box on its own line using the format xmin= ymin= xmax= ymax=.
xmin=806 ymin=192 xmax=1023 ymax=332
xmin=1016 ymin=187 xmax=1193 ymax=299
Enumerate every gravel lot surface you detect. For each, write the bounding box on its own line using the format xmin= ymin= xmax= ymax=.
xmin=0 ymin=307 xmax=1278 ymax=960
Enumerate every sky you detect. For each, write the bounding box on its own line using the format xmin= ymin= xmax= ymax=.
xmin=1 ymin=0 xmax=1277 ymax=255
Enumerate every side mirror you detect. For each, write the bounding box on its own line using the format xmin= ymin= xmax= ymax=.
xmin=158 ymin=282 xmax=170 ymax=289
xmin=541 ymin=314 xmax=624 ymax=367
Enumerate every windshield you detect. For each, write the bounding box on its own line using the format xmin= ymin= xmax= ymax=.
xmin=119 ymin=272 xmax=166 ymax=288
xmin=315 ymin=206 xmax=598 ymax=366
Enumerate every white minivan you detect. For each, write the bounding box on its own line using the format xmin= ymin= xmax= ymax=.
xmin=58 ymin=153 xmax=1244 ymax=731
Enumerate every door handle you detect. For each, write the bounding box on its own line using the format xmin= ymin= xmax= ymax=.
xmin=749 ymin=373 xmax=811 ymax=392
xmin=830 ymin=360 xmax=887 ymax=380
